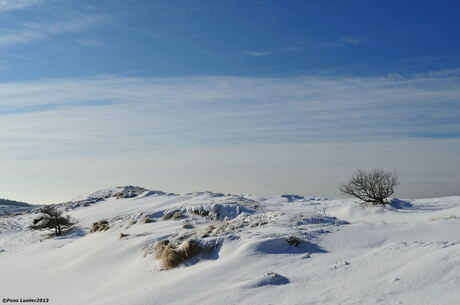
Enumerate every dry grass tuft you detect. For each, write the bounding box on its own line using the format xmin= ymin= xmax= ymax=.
xmin=200 ymin=224 xmax=216 ymax=238
xmin=182 ymin=222 xmax=194 ymax=229
xmin=181 ymin=240 xmax=204 ymax=258
xmin=162 ymin=211 xmax=184 ymax=221
xmin=143 ymin=216 xmax=156 ymax=223
xmin=190 ymin=208 xmax=209 ymax=217
xmin=431 ymin=215 xmax=459 ymax=221
xmin=90 ymin=220 xmax=110 ymax=233
xmin=154 ymin=239 xmax=208 ymax=270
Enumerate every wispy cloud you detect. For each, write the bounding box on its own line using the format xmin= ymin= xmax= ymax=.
xmin=245 ymin=50 xmax=272 ymax=57
xmin=245 ymin=46 xmax=302 ymax=57
xmin=0 ymin=99 xmax=116 ymax=115
xmin=0 ymin=14 xmax=105 ymax=48
xmin=0 ymin=0 xmax=39 ymax=12
xmin=318 ymin=35 xmax=368 ymax=48
xmin=399 ymin=54 xmax=446 ymax=65
xmin=339 ymin=35 xmax=367 ymax=45
xmin=1 ymin=70 xmax=459 ymax=202
xmin=0 ymin=69 xmax=459 ymax=150
xmin=75 ymin=38 xmax=105 ymax=47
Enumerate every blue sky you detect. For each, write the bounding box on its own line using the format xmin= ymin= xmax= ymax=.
xmin=1 ymin=0 xmax=460 ymax=203
xmin=2 ymin=0 xmax=460 ymax=80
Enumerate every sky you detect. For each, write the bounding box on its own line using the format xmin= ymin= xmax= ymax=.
xmin=0 ymin=0 xmax=459 ymax=203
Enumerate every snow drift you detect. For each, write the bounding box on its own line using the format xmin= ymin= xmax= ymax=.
xmin=0 ymin=186 xmax=459 ymax=305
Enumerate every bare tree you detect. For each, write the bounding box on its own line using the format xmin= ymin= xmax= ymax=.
xmin=340 ymin=169 xmax=399 ymax=205
xmin=29 ymin=206 xmax=75 ymax=236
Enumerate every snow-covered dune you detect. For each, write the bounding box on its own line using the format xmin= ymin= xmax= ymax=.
xmin=0 ymin=186 xmax=459 ymax=305
xmin=0 ymin=198 xmax=35 ymax=216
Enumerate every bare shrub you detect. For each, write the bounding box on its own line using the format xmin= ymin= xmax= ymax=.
xmin=90 ymin=220 xmax=110 ymax=233
xmin=29 ymin=206 xmax=75 ymax=236
xmin=154 ymin=239 xmax=208 ymax=270
xmin=340 ymin=169 xmax=399 ymax=205
xmin=285 ymin=236 xmax=302 ymax=247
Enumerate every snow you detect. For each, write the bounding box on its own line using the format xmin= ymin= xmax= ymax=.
xmin=241 ymin=272 xmax=290 ymax=288
xmin=0 ymin=198 xmax=34 ymax=216
xmin=0 ymin=187 xmax=459 ymax=305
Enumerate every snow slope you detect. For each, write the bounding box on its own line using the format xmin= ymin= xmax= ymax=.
xmin=0 ymin=186 xmax=459 ymax=305
xmin=0 ymin=198 xmax=35 ymax=216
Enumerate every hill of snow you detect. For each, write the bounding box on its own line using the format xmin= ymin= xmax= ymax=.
xmin=0 ymin=198 xmax=35 ymax=216
xmin=0 ymin=186 xmax=459 ymax=305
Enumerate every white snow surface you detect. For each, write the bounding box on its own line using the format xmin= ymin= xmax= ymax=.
xmin=0 ymin=187 xmax=459 ymax=305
